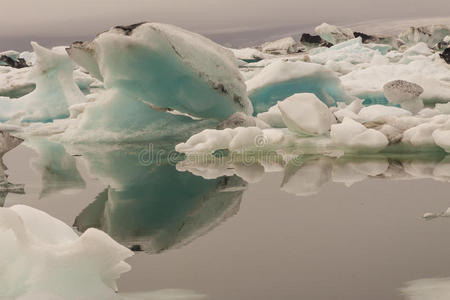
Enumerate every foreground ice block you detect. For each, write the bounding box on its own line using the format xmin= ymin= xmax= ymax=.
xmin=0 ymin=205 xmax=133 ymax=300
xmin=0 ymin=43 xmax=85 ymax=122
xmin=67 ymin=22 xmax=252 ymax=121
xmin=247 ymin=60 xmax=353 ymax=113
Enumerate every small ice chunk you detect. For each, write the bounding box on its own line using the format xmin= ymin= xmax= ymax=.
xmin=423 ymin=212 xmax=438 ymax=220
xmin=331 ymin=117 xmax=388 ymax=152
xmin=358 ymin=105 xmax=412 ymax=122
xmin=277 ymin=93 xmax=336 ymax=135
xmin=256 ymin=104 xmax=285 ymax=128
xmin=230 ymin=47 xmax=266 ymax=62
xmin=175 ymin=128 xmax=236 ymax=154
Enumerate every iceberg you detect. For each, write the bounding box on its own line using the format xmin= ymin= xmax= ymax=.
xmin=309 ymin=37 xmax=383 ymax=72
xmin=399 ymin=25 xmax=450 ymax=47
xmin=0 ymin=205 xmax=133 ymax=300
xmin=246 ymin=60 xmax=354 ymax=113
xmin=0 ymin=50 xmax=28 ymax=69
xmin=314 ymin=23 xmax=355 ymax=45
xmin=67 ymin=22 xmax=252 ymax=121
xmin=0 ymin=66 xmax=36 ymax=99
xmin=0 ymin=42 xmax=86 ymax=122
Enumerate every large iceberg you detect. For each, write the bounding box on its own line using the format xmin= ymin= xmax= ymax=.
xmin=55 ymin=22 xmax=255 ymax=142
xmin=67 ymin=22 xmax=252 ymax=120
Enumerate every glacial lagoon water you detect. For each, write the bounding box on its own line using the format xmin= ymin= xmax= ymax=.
xmin=4 ymin=139 xmax=450 ymax=300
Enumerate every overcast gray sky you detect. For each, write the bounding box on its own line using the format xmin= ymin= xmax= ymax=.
xmin=1 ymin=0 xmax=449 ymax=50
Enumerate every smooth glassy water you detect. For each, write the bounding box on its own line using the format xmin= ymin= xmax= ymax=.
xmin=3 ymin=138 xmax=450 ymax=300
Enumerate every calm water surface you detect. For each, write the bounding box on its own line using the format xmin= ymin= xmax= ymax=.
xmin=3 ymin=138 xmax=450 ymax=300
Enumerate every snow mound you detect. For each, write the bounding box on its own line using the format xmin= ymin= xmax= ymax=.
xmin=0 ymin=205 xmax=133 ymax=300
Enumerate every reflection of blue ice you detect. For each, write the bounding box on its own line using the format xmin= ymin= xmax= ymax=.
xmin=0 ymin=132 xmax=25 ymax=206
xmin=71 ymin=144 xmax=247 ymax=253
xmin=177 ymin=152 xmax=450 ymax=196
xmin=26 ymin=138 xmax=85 ymax=198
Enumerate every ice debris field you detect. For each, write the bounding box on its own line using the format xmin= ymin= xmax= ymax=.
xmin=0 ymin=22 xmax=449 ymax=154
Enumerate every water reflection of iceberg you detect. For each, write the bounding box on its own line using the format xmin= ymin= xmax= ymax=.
xmin=71 ymin=144 xmax=247 ymax=253
xmin=177 ymin=151 xmax=450 ymax=196
xmin=26 ymin=138 xmax=85 ymax=198
xmin=0 ymin=131 xmax=25 ymax=206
